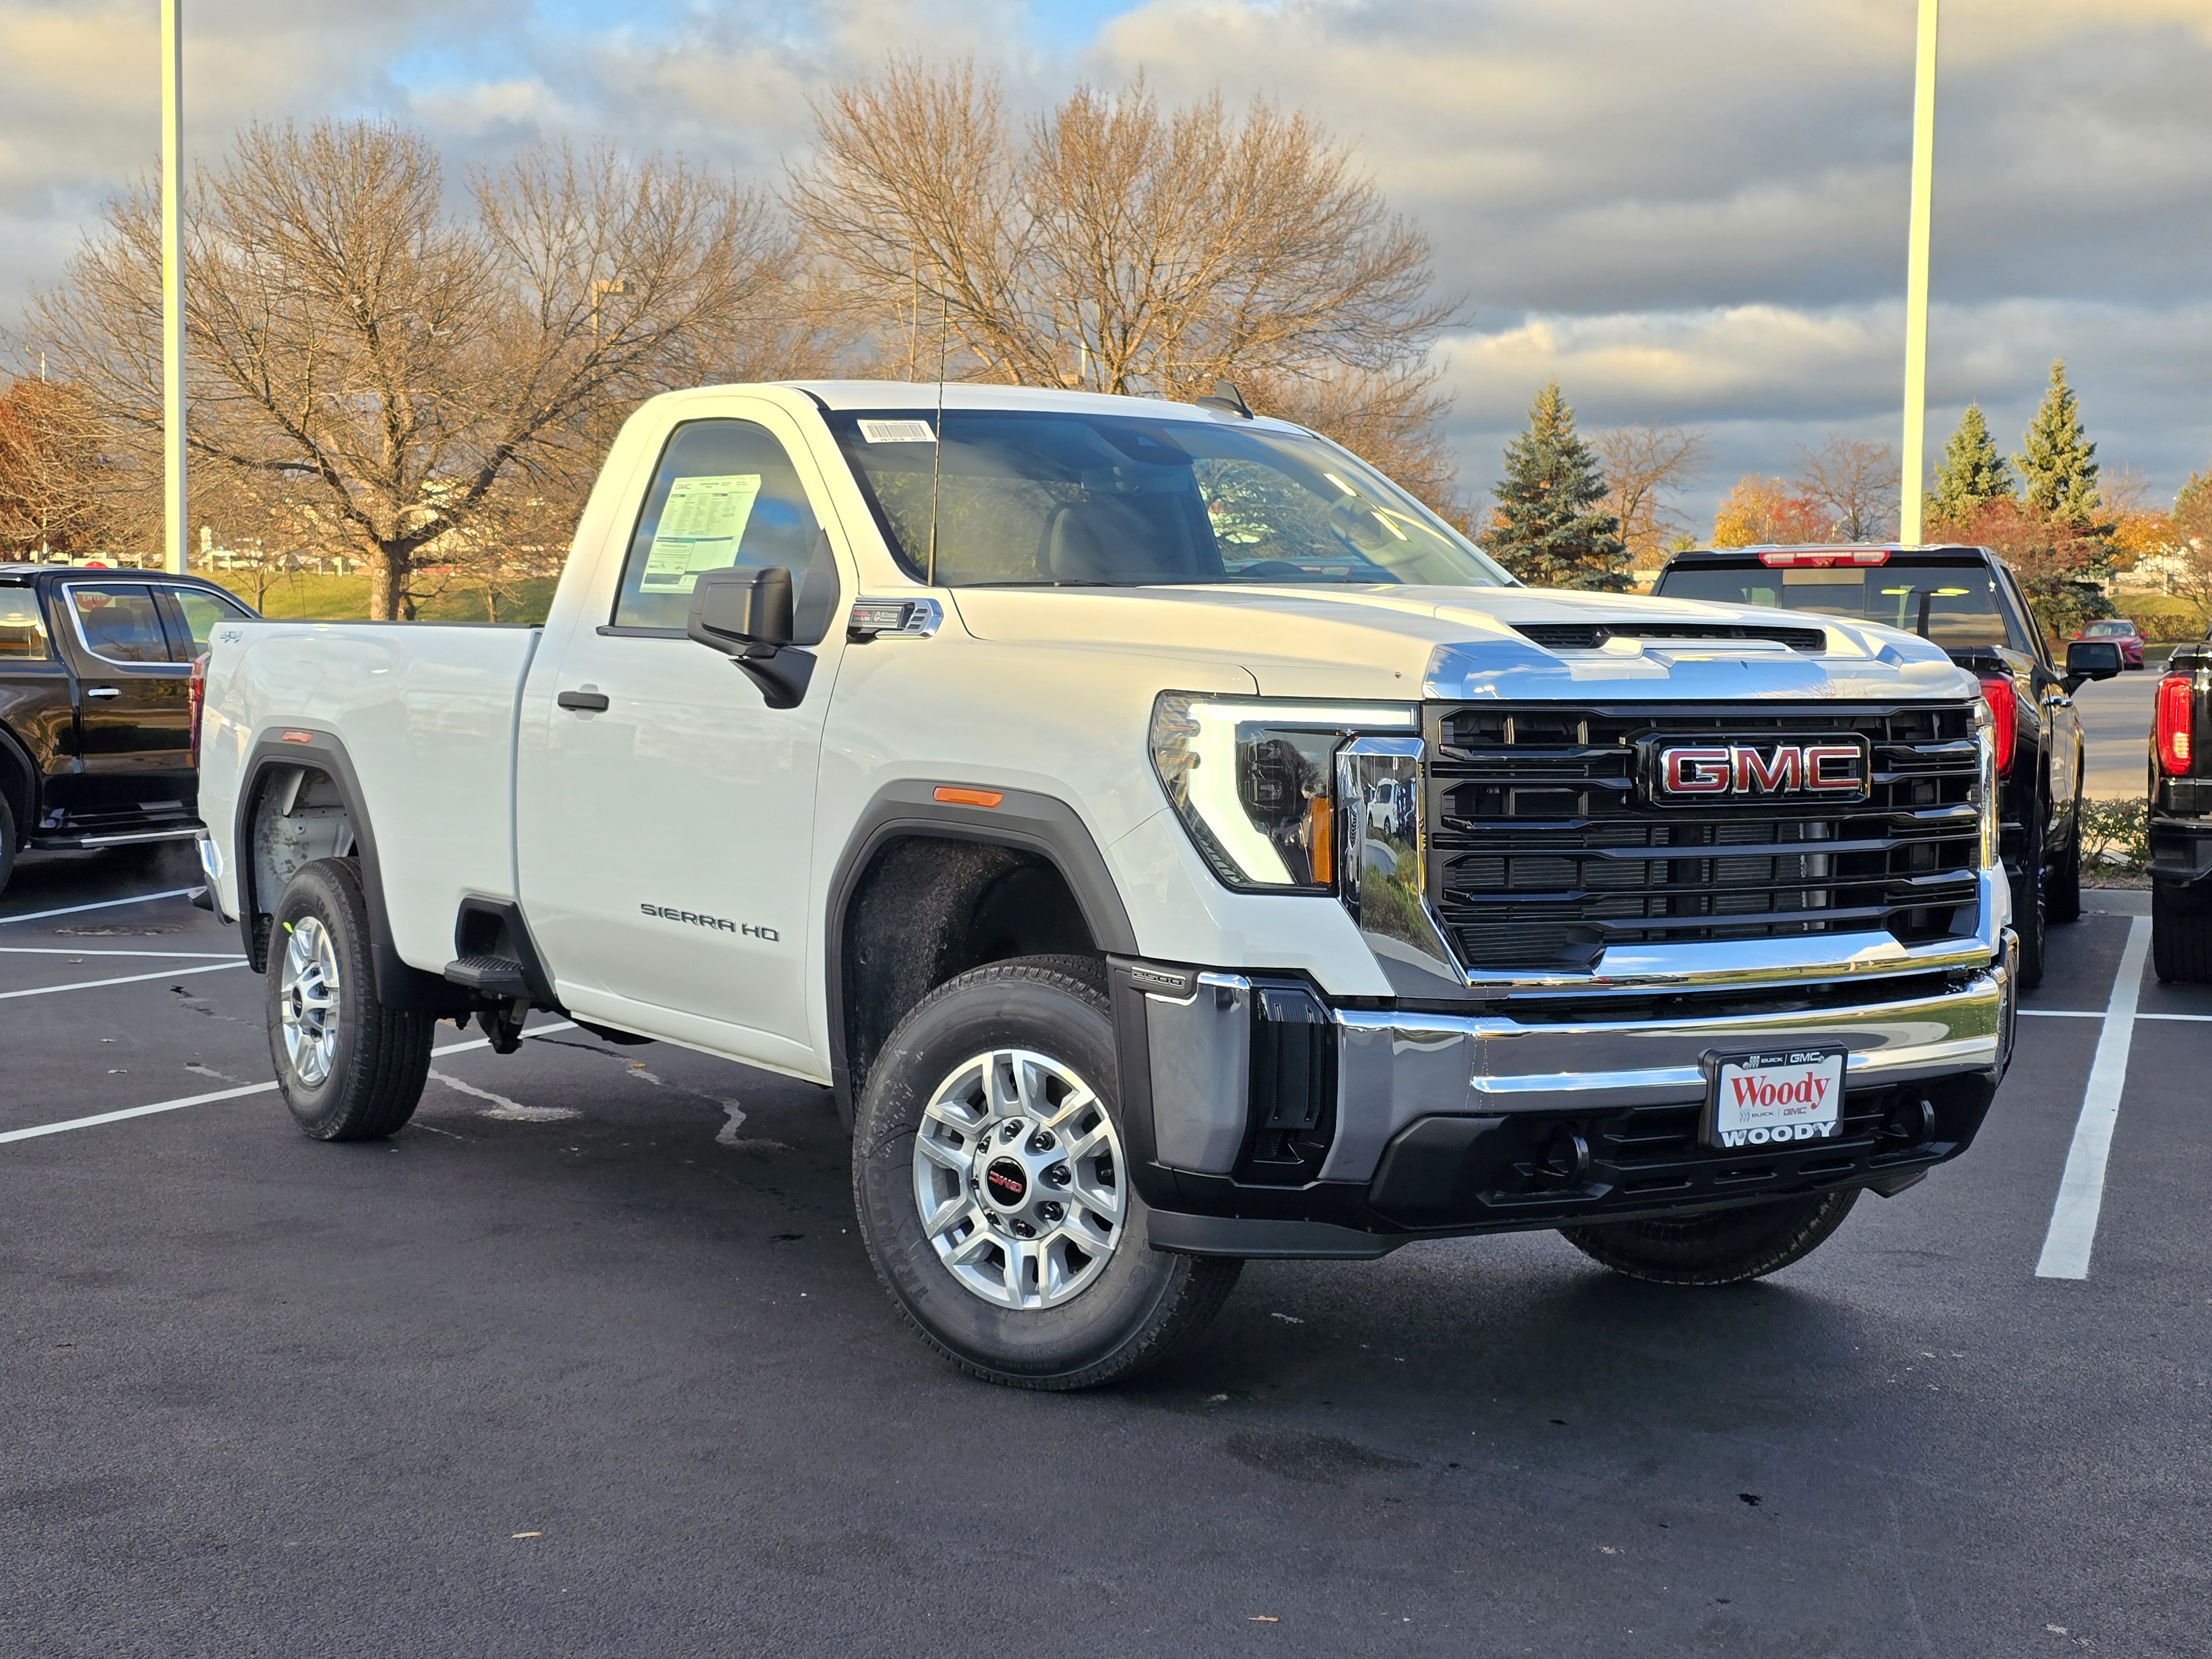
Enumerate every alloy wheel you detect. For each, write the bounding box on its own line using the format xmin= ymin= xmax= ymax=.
xmin=278 ymin=916 xmax=341 ymax=1087
xmin=911 ymin=1046 xmax=1125 ymax=1311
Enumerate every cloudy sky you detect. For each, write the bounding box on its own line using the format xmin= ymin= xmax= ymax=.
xmin=2 ymin=0 xmax=2208 ymax=526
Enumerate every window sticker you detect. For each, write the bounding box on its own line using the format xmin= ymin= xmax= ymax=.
xmin=857 ymin=418 xmax=937 ymax=444
xmin=640 ymin=473 xmax=763 ymax=592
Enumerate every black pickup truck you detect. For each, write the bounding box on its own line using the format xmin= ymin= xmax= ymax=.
xmin=0 ymin=564 xmax=257 ymax=897
xmin=2150 ymin=637 xmax=2212 ymax=981
xmin=1653 ymin=544 xmax=2117 ymax=988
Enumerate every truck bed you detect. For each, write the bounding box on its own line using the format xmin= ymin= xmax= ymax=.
xmin=199 ymin=622 xmax=541 ymax=975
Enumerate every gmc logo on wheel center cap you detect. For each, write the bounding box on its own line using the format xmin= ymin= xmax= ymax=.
xmin=1641 ymin=737 xmax=1870 ymax=804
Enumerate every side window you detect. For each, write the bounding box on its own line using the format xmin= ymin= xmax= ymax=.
xmin=0 ymin=588 xmax=48 ymax=660
xmin=69 ymin=585 xmax=172 ymax=665
xmin=156 ymin=586 xmax=252 ymax=660
xmin=612 ymin=419 xmax=836 ymax=635
xmin=1992 ymin=564 xmax=2046 ymax=663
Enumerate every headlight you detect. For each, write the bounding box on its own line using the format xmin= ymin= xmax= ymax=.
xmin=1974 ymin=698 xmax=1999 ymax=869
xmin=1149 ymin=694 xmax=1418 ymax=890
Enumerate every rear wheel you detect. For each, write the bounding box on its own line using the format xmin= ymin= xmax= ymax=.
xmin=852 ymin=956 xmax=1239 ymax=1389
xmin=2047 ymin=798 xmax=2083 ymax=926
xmin=1560 ymin=1188 xmax=1861 ymax=1286
xmin=267 ymin=857 xmax=434 ymax=1140
xmin=0 ymin=791 xmax=15 ymax=900
xmin=2152 ymin=881 xmax=2212 ymax=984
xmin=2012 ymin=818 xmax=2048 ymax=990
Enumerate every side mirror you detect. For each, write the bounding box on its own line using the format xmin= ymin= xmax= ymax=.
xmin=688 ymin=566 xmax=794 ymax=655
xmin=686 ymin=566 xmax=812 ymax=709
xmin=2063 ymin=639 xmax=2123 ymax=693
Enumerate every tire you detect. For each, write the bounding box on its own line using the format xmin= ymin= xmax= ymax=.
xmin=2047 ymin=798 xmax=2083 ymax=926
xmin=1559 ymin=1188 xmax=1861 ymax=1286
xmin=2152 ymin=881 xmax=2212 ymax=984
xmin=852 ymin=954 xmax=1240 ymax=1390
xmin=267 ymin=857 xmax=434 ymax=1140
xmin=2012 ymin=817 xmax=2047 ymax=990
xmin=0 ymin=791 xmax=15 ymax=901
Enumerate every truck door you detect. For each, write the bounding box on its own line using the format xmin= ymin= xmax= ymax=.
xmin=53 ymin=581 xmax=194 ymax=828
xmin=514 ymin=413 xmax=848 ymax=1059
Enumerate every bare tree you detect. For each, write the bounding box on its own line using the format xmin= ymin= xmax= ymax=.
xmin=1793 ymin=436 xmax=1901 ymax=542
xmin=0 ymin=377 xmax=133 ymax=561
xmin=27 ymin=122 xmax=831 ymax=619
xmin=787 ymin=61 xmax=1464 ymax=509
xmin=1592 ymin=422 xmax=1707 ymax=568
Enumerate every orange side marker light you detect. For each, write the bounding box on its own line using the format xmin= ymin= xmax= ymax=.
xmin=933 ymin=785 xmax=1004 ymax=808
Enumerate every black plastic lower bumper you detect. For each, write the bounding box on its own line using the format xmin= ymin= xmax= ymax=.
xmin=1143 ymin=1072 xmax=1995 ymax=1259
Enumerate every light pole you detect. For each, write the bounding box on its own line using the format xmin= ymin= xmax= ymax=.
xmin=1898 ymin=0 xmax=1939 ymax=546
xmin=160 ymin=0 xmax=186 ymax=574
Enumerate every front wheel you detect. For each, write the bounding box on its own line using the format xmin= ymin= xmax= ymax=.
xmin=267 ymin=858 xmax=435 ymax=1140
xmin=1560 ymin=1188 xmax=1861 ymax=1286
xmin=852 ymin=956 xmax=1239 ymax=1389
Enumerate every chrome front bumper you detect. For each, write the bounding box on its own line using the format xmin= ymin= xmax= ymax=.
xmin=1138 ymin=944 xmax=2013 ymax=1188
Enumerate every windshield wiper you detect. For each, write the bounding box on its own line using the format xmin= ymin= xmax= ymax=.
xmin=955 ymin=578 xmax=1138 ymax=588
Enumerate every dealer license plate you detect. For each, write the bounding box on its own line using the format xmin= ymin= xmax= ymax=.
xmin=1704 ymin=1046 xmax=1847 ymax=1150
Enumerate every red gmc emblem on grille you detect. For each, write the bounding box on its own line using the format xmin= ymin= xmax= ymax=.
xmin=1644 ymin=738 xmax=1870 ymax=803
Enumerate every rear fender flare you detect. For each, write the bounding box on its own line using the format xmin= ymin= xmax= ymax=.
xmin=234 ymin=731 xmax=464 ymax=1012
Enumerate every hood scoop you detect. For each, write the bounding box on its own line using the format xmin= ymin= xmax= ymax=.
xmin=1514 ymin=621 xmax=1827 ymax=655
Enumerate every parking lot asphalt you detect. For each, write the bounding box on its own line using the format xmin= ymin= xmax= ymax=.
xmin=4 ymin=843 xmax=2210 ymax=1658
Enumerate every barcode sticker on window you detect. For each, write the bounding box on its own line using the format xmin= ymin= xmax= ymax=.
xmin=857 ymin=419 xmax=937 ymax=444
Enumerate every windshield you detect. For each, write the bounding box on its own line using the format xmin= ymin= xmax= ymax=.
xmin=1655 ymin=557 xmax=2028 ymax=650
xmin=2080 ymin=620 xmax=2133 ymax=637
xmin=825 ymin=407 xmax=1511 ymax=589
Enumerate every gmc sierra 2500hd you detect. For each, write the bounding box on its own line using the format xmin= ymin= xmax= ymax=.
xmin=194 ymin=382 xmax=2017 ymax=1389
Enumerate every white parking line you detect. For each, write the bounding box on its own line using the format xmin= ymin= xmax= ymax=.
xmin=0 ymin=961 xmax=249 ymax=1001
xmin=0 ymin=1022 xmax=577 ymax=1146
xmin=0 ymin=947 xmax=245 ymax=960
xmin=0 ymin=888 xmax=204 ymax=926
xmin=2018 ymin=1009 xmax=2105 ymax=1019
xmin=2035 ymin=915 xmax=2152 ymax=1281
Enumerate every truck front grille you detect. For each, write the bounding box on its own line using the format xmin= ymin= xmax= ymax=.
xmin=1425 ymin=701 xmax=1982 ymax=972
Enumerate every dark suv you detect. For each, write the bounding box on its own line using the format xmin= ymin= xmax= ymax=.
xmin=0 ymin=564 xmax=256 ymax=897
xmin=1653 ymin=545 xmax=2111 ymax=988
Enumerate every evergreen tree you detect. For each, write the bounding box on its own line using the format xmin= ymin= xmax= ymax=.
xmin=2015 ymin=359 xmax=2101 ymax=526
xmin=1926 ymin=401 xmax=2014 ymax=528
xmin=1488 ymin=382 xmax=1627 ymax=590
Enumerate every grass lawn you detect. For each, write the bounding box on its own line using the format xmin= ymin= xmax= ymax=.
xmin=208 ymin=572 xmax=560 ymax=625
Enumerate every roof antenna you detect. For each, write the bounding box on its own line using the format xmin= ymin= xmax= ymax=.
xmin=1194 ymin=378 xmax=1253 ymax=418
xmin=926 ymin=285 xmax=950 ymax=587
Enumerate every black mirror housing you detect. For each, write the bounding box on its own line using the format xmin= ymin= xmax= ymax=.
xmin=685 ymin=565 xmax=812 ymax=710
xmin=688 ymin=565 xmax=795 ymax=655
xmin=2064 ymin=639 xmax=2124 ymax=683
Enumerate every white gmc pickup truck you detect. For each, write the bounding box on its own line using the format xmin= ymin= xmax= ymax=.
xmin=195 ymin=381 xmax=2016 ymax=1389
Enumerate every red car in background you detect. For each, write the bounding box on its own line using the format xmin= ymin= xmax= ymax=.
xmin=2073 ymin=617 xmax=2145 ymax=669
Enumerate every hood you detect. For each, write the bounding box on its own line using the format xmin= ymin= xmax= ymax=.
xmin=948 ymin=583 xmax=1981 ymax=704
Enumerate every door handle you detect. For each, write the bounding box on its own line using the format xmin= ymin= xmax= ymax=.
xmin=86 ymin=687 xmax=122 ymax=699
xmin=556 ymin=690 xmax=609 ymax=713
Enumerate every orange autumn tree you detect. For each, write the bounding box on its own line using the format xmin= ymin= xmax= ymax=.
xmin=1710 ymin=474 xmax=1828 ymax=547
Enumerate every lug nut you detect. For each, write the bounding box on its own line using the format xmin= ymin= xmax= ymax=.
xmin=1002 ymin=1122 xmax=1022 ymax=1142
xmin=1029 ymin=1130 xmax=1056 ymax=1153
xmin=1038 ymin=1202 xmax=1064 ymax=1223
xmin=1011 ymin=1219 xmax=1037 ymax=1238
xmin=1044 ymin=1164 xmax=1071 ymax=1187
